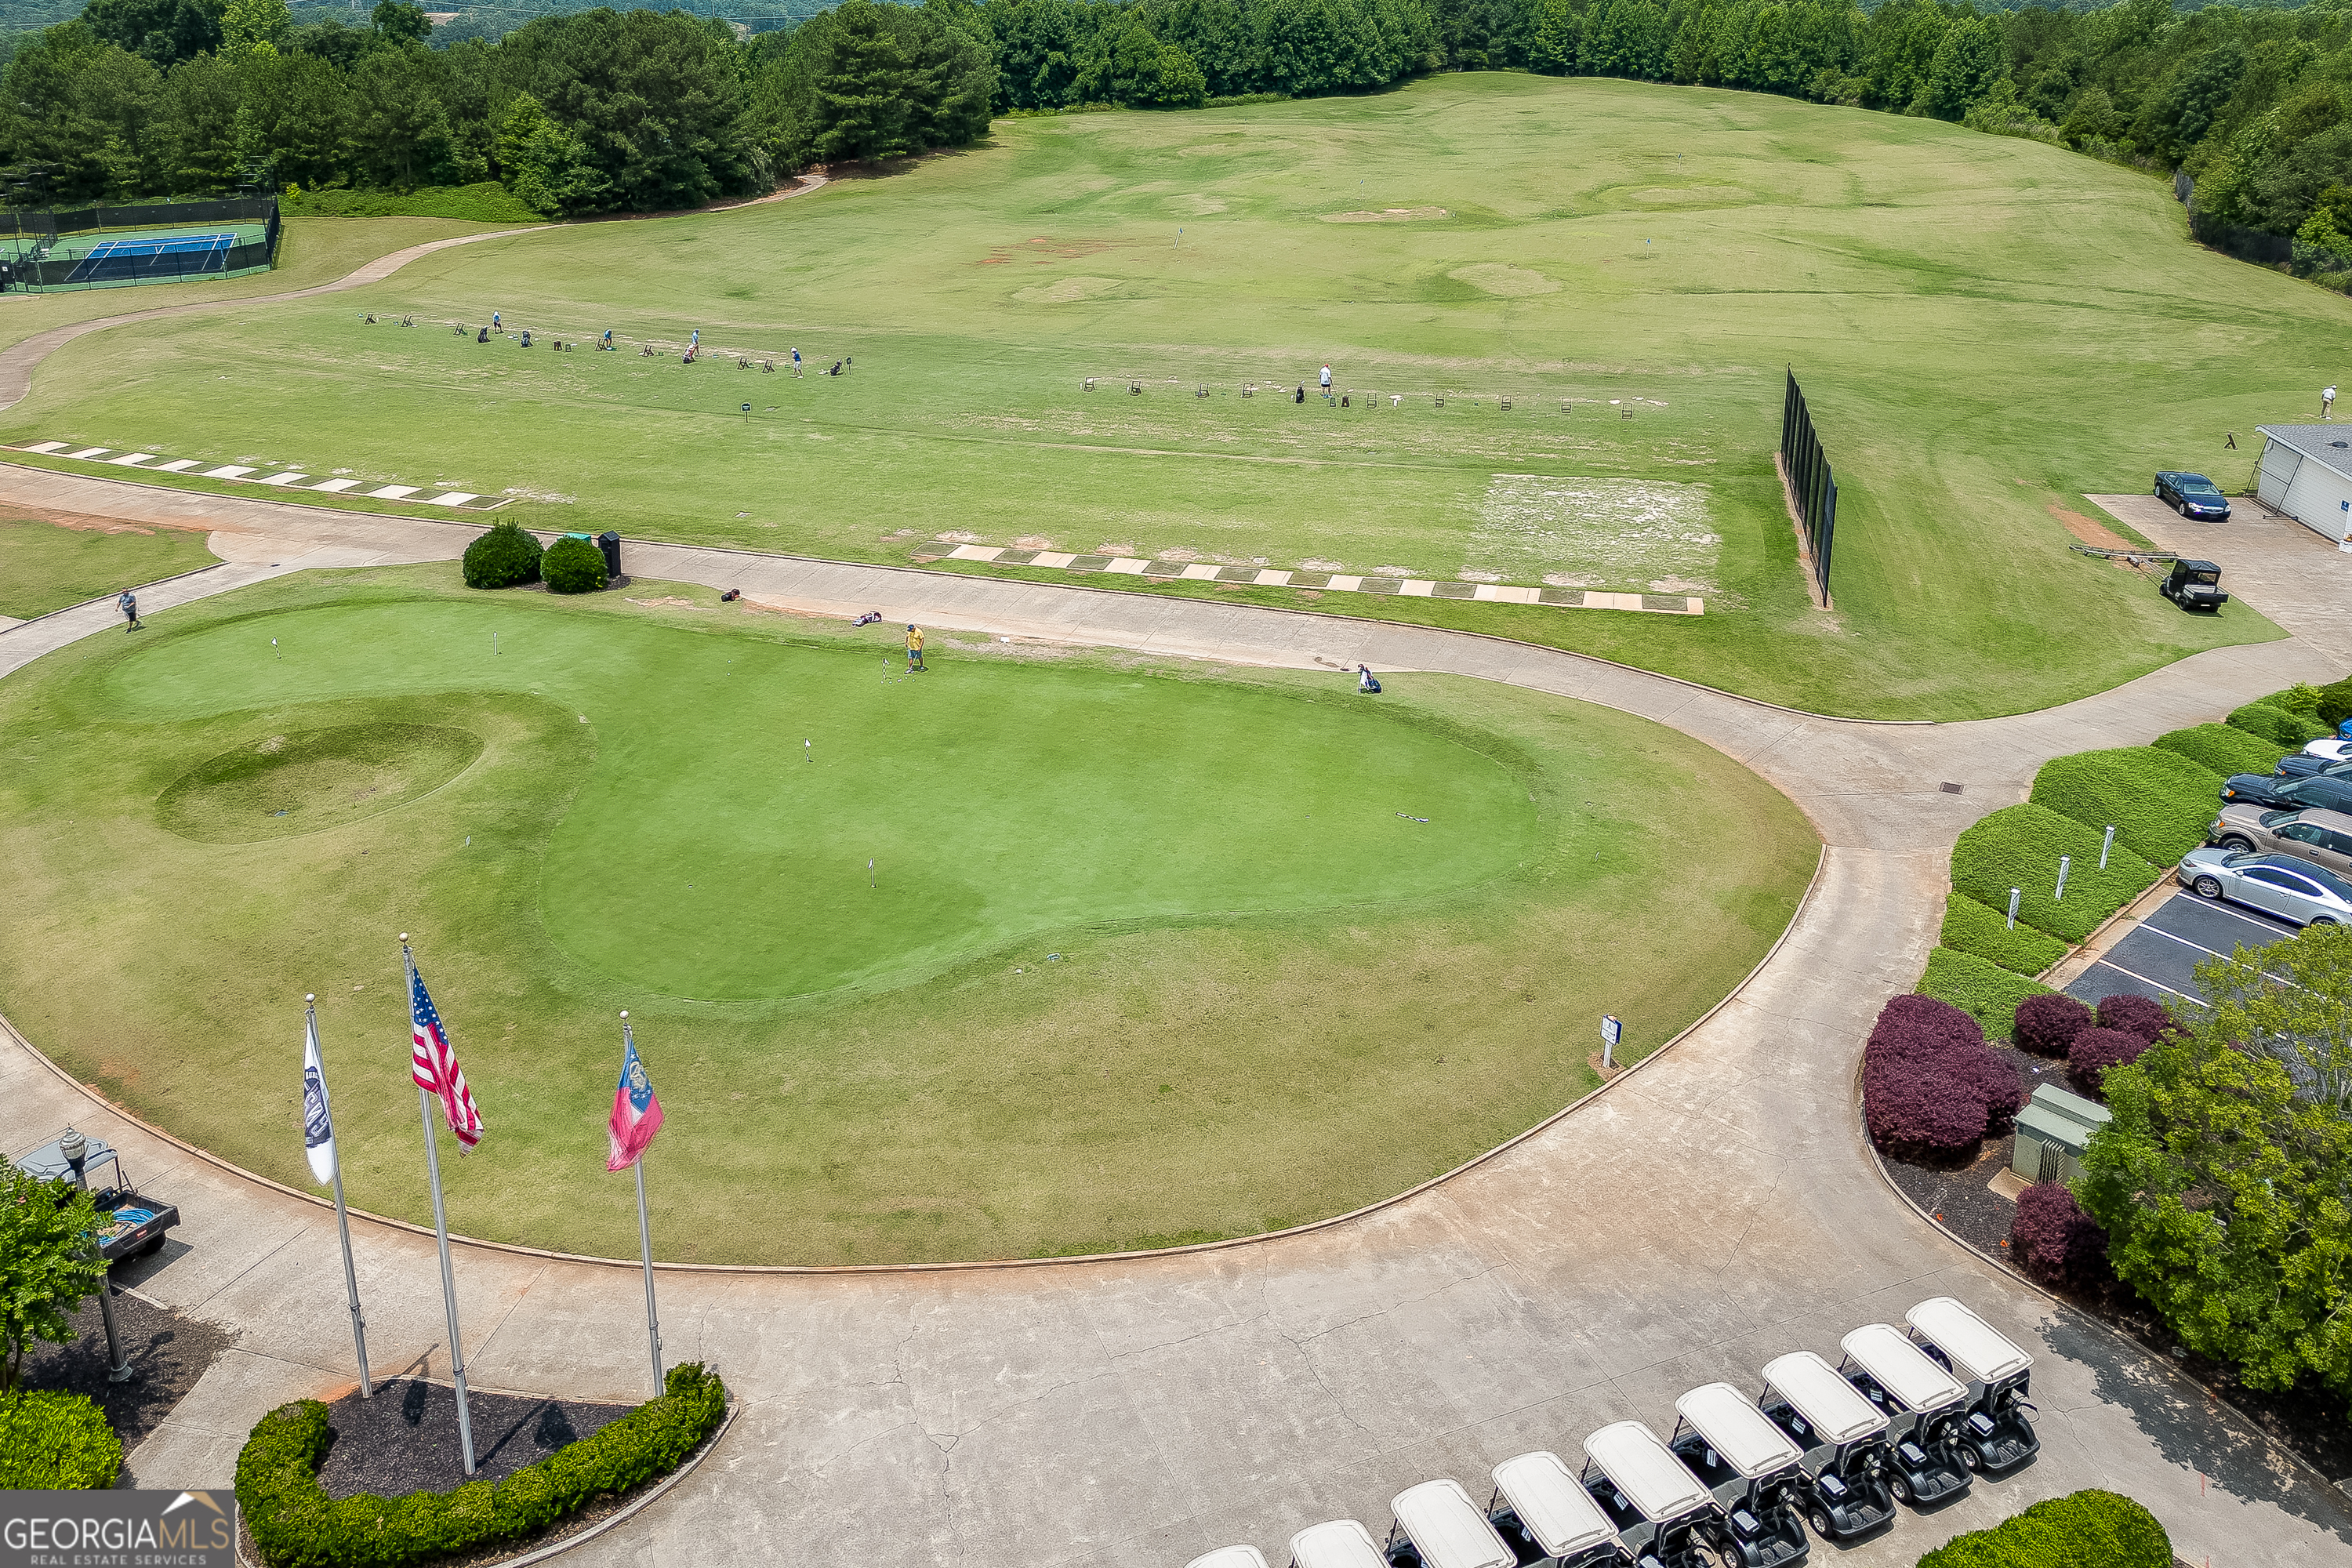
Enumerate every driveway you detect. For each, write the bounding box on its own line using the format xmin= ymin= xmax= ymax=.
xmin=2 ymin=465 xmax=2348 ymax=1566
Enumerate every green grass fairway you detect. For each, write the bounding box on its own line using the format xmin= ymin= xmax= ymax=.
xmin=0 ymin=568 xmax=1816 ymax=1263
xmin=0 ymin=516 xmax=218 ymax=619
xmin=0 ymin=75 xmax=2305 ymax=717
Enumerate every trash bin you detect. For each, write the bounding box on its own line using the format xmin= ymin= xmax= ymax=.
xmin=597 ymin=531 xmax=622 ymax=579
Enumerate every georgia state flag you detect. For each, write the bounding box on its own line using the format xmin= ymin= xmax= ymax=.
xmin=605 ymin=1036 xmax=665 ymax=1173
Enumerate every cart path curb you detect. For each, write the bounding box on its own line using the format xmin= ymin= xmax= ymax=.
xmin=229 ymin=1395 xmax=739 ymax=1568
xmin=1853 ymin=1058 xmax=2352 ymax=1519
xmin=0 ymin=846 xmax=1828 ymax=1275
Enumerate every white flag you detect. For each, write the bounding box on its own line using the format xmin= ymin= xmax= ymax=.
xmin=303 ymin=1014 xmax=337 ymax=1185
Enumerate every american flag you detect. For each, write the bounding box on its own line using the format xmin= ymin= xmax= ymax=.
xmin=409 ymin=959 xmax=484 ymax=1150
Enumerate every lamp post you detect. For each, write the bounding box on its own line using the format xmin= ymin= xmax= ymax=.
xmin=57 ymin=1127 xmax=131 ymax=1383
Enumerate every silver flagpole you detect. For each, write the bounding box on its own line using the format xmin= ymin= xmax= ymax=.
xmin=310 ymin=996 xmax=372 ymax=1398
xmin=622 ymin=1014 xmax=663 ymax=1399
xmin=405 ymin=936 xmax=476 ymax=1475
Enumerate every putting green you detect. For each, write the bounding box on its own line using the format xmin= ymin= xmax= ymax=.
xmin=106 ymin=601 xmax=1538 ymax=999
xmin=0 ymin=568 xmax=1817 ymax=1263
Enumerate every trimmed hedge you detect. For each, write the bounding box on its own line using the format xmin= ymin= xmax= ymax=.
xmin=1917 ymin=946 xmax=2055 ymax=1044
xmin=2093 ymin=993 xmax=2180 ymax=1045
xmin=2027 ymin=746 xmax=2222 ymax=867
xmin=1940 ymin=891 xmax=2067 ymax=978
xmin=1949 ymin=803 xmax=2160 ymax=944
xmin=460 ymin=522 xmax=542 ymax=590
xmin=2067 ymin=1025 xmax=2148 ymax=1097
xmin=2153 ymin=722 xmax=2287 ymax=779
xmin=2228 ymin=700 xmax=2332 ymax=749
xmin=1864 ymin=995 xmax=2024 ymax=1163
xmin=1916 ymin=1487 xmax=2169 ymax=1568
xmin=0 ymin=1389 xmax=122 ymax=1489
xmin=2013 ymin=992 xmax=2092 ymax=1058
xmin=543 ymin=535 xmax=608 ymax=594
xmin=238 ymin=1362 xmax=726 ymax=1568
xmin=2010 ymin=1183 xmax=2111 ymax=1289
xmin=2319 ymin=676 xmax=2352 ymax=731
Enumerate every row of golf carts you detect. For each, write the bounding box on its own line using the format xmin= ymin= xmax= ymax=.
xmin=1188 ymin=1298 xmax=2038 ymax=1568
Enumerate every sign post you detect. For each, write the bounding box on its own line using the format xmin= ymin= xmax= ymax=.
xmin=2055 ymin=855 xmax=2072 ymax=902
xmin=1600 ymin=1014 xmax=1622 ymax=1072
xmin=2006 ymin=888 xmax=2021 ymax=931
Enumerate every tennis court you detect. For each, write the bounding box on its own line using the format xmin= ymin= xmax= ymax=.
xmin=2 ymin=201 xmax=278 ymax=292
xmin=64 ymin=231 xmax=239 ymax=284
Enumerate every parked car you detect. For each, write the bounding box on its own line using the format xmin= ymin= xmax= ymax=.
xmin=2276 ymin=735 xmax=2352 ymax=778
xmin=1485 ymin=1452 xmax=1628 ymax=1568
xmin=1904 ymin=1300 xmax=2040 ymax=1475
xmin=2207 ymin=805 xmax=2352 ymax=876
xmin=1668 ymin=1383 xmax=1812 ymax=1566
xmin=2160 ymin=559 xmax=2228 ymax=611
xmin=2154 ymin=472 xmax=2232 ymax=519
xmin=1580 ymin=1421 xmax=1726 ymax=1568
xmin=2222 ymin=771 xmax=2352 ymax=813
xmin=1835 ymin=1326 xmax=1973 ymax=1508
xmin=2179 ymin=849 xmax=2352 ymax=926
xmin=1757 ymin=1354 xmax=1897 ymax=1543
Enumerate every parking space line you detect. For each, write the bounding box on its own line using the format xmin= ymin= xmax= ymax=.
xmin=2083 ymin=957 xmax=2209 ymax=1007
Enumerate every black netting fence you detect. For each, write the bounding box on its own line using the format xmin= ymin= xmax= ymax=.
xmin=1780 ymin=368 xmax=1838 ymax=605
xmin=0 ymin=197 xmax=281 ymax=292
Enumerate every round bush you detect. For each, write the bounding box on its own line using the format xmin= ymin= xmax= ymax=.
xmin=2317 ymin=675 xmax=2352 ymax=731
xmin=461 ymin=522 xmax=543 ymax=590
xmin=2094 ymin=993 xmax=2178 ymax=1045
xmin=543 ymin=535 xmax=608 ymax=594
xmin=1863 ymin=994 xmax=2021 ymax=1163
xmin=2067 ymin=1026 xmax=2148 ymax=1098
xmin=2013 ymin=992 xmax=2093 ymax=1058
xmin=0 ymin=1389 xmax=123 ymax=1489
xmin=2010 ymin=1182 xmax=2111 ymax=1288
xmin=2229 ymin=700 xmax=2332 ymax=749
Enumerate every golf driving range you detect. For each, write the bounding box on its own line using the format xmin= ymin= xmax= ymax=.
xmin=0 ymin=568 xmax=1814 ymax=1263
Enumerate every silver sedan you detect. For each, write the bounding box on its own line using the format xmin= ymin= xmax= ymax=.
xmin=2178 ymin=849 xmax=2352 ymax=927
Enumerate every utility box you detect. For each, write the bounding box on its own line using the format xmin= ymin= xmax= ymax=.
xmin=597 ymin=531 xmax=621 ymax=579
xmin=2010 ymin=1083 xmax=2111 ymax=1186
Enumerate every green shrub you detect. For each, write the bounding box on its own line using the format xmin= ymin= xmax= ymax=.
xmin=281 ymin=182 xmax=547 ymax=223
xmin=2152 ymin=723 xmax=2287 ymax=779
xmin=2027 ymin=746 xmax=2221 ymax=866
xmin=0 ymin=1390 xmax=122 ymax=1489
xmin=238 ymin=1363 xmax=727 ymax=1568
xmin=1949 ymin=803 xmax=2160 ymax=944
xmin=1916 ymin=946 xmax=2055 ymax=1043
xmin=460 ymin=522 xmax=542 ymax=590
xmin=1940 ymin=891 xmax=2067 ymax=977
xmin=2228 ymin=701 xmax=2331 ymax=749
xmin=1915 ymin=1487 xmax=2169 ymax=1567
xmin=2263 ymin=682 xmax=2325 ymax=717
xmin=542 ymin=535 xmax=608 ymax=594
xmin=2319 ymin=675 xmax=2352 ymax=731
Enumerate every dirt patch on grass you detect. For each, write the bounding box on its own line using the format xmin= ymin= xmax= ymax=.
xmin=2049 ymin=503 xmax=2135 ymax=553
xmin=1321 ymin=206 xmax=1450 ymax=223
xmin=2 ymin=506 xmax=209 ymax=536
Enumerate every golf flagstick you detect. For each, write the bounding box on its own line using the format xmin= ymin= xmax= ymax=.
xmin=306 ymin=996 xmax=372 ymax=1397
xmin=612 ymin=1013 xmax=666 ymax=1397
xmin=405 ymin=937 xmax=477 ymax=1475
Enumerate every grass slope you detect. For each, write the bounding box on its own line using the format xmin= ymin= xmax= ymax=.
xmin=0 ymin=566 xmax=1817 ymax=1263
xmin=0 ymin=516 xmax=218 ymax=619
xmin=0 ymin=76 xmax=2291 ymax=718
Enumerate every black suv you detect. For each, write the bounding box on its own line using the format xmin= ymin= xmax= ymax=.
xmin=2155 ymin=472 xmax=2232 ymax=520
xmin=2221 ymin=771 xmax=2352 ymax=812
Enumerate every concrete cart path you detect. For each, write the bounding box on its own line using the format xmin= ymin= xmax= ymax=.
xmin=2 ymin=463 xmax=2348 ymax=1567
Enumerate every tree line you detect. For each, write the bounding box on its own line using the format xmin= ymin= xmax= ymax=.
xmin=4 ymin=0 xmax=2352 ymax=256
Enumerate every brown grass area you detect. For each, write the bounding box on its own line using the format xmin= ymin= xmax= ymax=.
xmin=2048 ymin=503 xmax=2134 ymax=552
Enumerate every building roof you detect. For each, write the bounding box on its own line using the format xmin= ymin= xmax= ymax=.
xmin=2258 ymin=426 xmax=2352 ymax=481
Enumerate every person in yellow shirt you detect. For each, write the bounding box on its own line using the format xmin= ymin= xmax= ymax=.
xmin=906 ymin=623 xmax=925 ymax=672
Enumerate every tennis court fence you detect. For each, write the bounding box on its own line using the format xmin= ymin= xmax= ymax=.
xmin=0 ymin=197 xmax=280 ymax=292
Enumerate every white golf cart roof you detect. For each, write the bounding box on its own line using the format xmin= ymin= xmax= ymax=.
xmin=1672 ymin=1383 xmax=1803 ymax=1478
xmin=1185 ymin=1548 xmax=1269 ymax=1568
xmin=1840 ymin=1324 xmax=1966 ymax=1412
xmin=1581 ymin=1421 xmax=1714 ymax=1523
xmin=1906 ymin=1298 xmax=2032 ymax=1384
xmin=1287 ymin=1519 xmax=1385 ymax=1568
xmin=1388 ymin=1479 xmax=1515 ymax=1568
xmin=1490 ymin=1451 xmax=1618 ymax=1559
xmin=1760 ymin=1352 xmax=1889 ymax=1444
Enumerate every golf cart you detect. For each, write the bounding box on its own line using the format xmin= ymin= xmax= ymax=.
xmin=13 ymin=1129 xmax=178 ymax=1262
xmin=1904 ymin=1299 xmax=2039 ymax=1475
xmin=1580 ymin=1421 xmax=1725 ymax=1568
xmin=1667 ymin=1385 xmax=1811 ymax=1567
xmin=2161 ymin=559 xmax=2229 ymax=612
xmin=1291 ymin=1520 xmax=1388 ymax=1568
xmin=1384 ymin=1479 xmax=1518 ymax=1568
xmin=1187 ymin=1550 xmax=1270 ymax=1568
xmin=1756 ymin=1353 xmax=1896 ymax=1543
xmin=1486 ymin=1450 xmax=1628 ymax=1568
xmin=1835 ymin=1325 xmax=1973 ymax=1507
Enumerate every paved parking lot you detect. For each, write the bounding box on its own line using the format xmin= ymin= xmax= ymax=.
xmin=2066 ymin=887 xmax=2298 ymax=1008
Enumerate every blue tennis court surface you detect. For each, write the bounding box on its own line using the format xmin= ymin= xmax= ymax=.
xmin=65 ymin=232 xmax=234 ymax=284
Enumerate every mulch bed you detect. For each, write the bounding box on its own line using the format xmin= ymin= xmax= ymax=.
xmin=16 ymin=1283 xmax=238 ymax=1465
xmin=1875 ymin=1046 xmax=2352 ymax=1486
xmin=314 ymin=1378 xmax=634 ymax=1499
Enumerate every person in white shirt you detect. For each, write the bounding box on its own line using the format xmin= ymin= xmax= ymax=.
xmin=2325 ymin=384 xmax=2338 ymax=419
xmin=1319 ymin=365 xmax=1333 ymax=394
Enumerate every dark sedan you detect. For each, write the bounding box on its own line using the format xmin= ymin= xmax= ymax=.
xmin=2275 ymin=741 xmax=2352 ymax=779
xmin=2222 ymin=771 xmax=2352 ymax=811
xmin=2155 ymin=472 xmax=2232 ymax=520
